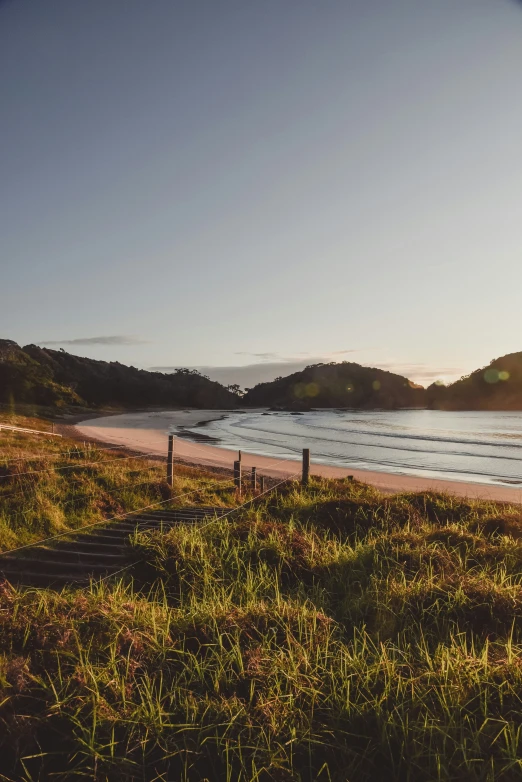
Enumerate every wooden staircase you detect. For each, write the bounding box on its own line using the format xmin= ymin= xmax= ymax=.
xmin=0 ymin=506 xmax=229 ymax=589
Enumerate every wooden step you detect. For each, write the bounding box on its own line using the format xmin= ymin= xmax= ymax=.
xmin=0 ymin=505 xmax=234 ymax=590
xmin=32 ymin=547 xmax=126 ymax=564
xmin=0 ymin=557 xmax=116 ymax=576
xmin=0 ymin=571 xmax=92 ymax=588
xmin=52 ymin=538 xmax=132 ymax=554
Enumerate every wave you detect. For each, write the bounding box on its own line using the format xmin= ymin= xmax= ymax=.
xmin=231 ymin=415 xmax=522 ymax=451
xmin=222 ymin=419 xmax=522 ymax=463
xmin=191 ymin=410 xmax=522 ymax=486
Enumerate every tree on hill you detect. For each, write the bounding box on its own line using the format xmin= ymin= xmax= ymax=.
xmin=427 ymin=352 xmax=522 ymax=410
xmin=242 ymin=361 xmax=425 ymax=409
xmin=0 ymin=340 xmax=240 ymax=410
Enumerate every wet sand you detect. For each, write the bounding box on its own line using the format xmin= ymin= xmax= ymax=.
xmin=75 ymin=411 xmax=522 ymax=505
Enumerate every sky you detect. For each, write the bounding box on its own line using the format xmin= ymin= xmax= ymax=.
xmin=1 ymin=0 xmax=522 ymax=389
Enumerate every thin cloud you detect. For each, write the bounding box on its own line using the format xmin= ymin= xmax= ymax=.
xmin=40 ymin=335 xmax=149 ymax=346
xmin=371 ymin=361 xmax=460 ymax=375
xmin=234 ymin=350 xmax=361 ymax=362
xmin=234 ymin=351 xmax=282 ymax=361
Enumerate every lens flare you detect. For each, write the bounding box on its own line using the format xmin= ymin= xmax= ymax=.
xmin=484 ymin=369 xmax=500 ymax=384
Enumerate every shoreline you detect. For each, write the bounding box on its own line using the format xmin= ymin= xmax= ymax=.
xmin=74 ymin=411 xmax=522 ymax=505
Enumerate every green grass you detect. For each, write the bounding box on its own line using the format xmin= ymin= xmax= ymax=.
xmin=1 ymin=417 xmax=522 ymax=779
xmin=0 ymin=414 xmax=236 ymax=552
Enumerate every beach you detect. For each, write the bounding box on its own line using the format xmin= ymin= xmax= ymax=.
xmin=75 ymin=410 xmax=522 ymax=504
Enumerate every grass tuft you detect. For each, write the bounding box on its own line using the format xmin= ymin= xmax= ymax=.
xmin=1 ymin=418 xmax=522 ymax=779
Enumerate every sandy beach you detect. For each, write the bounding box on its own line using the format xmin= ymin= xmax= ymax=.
xmin=74 ymin=411 xmax=522 ymax=504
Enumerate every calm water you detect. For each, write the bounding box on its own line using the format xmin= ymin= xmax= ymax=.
xmin=183 ymin=409 xmax=522 ymax=487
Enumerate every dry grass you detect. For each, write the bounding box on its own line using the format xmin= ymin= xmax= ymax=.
xmin=1 ymin=418 xmax=522 ymax=779
xmin=0 ymin=414 xmax=236 ymax=552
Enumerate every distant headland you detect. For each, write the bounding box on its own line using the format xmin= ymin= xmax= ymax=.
xmin=1 ymin=339 xmax=521 ymax=411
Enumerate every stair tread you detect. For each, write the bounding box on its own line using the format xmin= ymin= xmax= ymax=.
xmin=0 ymin=559 xmax=117 ymax=572
xmin=1 ymin=549 xmax=125 ymax=561
xmin=0 ymin=505 xmax=235 ymax=589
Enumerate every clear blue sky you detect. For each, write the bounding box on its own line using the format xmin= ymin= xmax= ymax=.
xmin=2 ymin=0 xmax=522 ymax=388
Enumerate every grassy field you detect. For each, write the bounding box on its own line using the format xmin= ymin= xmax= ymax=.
xmin=1 ymin=415 xmax=522 ymax=780
xmin=0 ymin=412 xmax=236 ymax=552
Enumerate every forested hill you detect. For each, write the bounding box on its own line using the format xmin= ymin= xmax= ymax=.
xmin=426 ymin=352 xmax=522 ymax=410
xmin=242 ymin=362 xmax=425 ymax=409
xmin=0 ymin=340 xmax=239 ymax=409
xmin=5 ymin=340 xmax=520 ymax=413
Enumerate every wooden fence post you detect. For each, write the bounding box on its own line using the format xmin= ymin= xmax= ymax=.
xmin=167 ymin=435 xmax=174 ymax=486
xmin=302 ymin=448 xmax=310 ymax=486
xmin=251 ymin=466 xmax=257 ymax=491
xmin=234 ymin=460 xmax=242 ymax=496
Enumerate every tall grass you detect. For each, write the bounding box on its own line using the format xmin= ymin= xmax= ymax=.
xmin=0 ymin=416 xmax=236 ymax=552
xmin=1 ymin=450 xmax=522 ymax=779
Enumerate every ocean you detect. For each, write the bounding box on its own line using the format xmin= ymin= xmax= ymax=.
xmin=183 ymin=409 xmax=522 ymax=487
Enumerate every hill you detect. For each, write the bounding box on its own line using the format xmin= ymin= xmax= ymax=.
xmin=0 ymin=340 xmax=239 ymax=409
xmin=427 ymin=352 xmax=522 ymax=410
xmin=242 ymin=361 xmax=425 ymax=409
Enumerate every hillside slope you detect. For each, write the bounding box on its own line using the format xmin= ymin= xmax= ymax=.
xmin=427 ymin=352 xmax=522 ymax=410
xmin=242 ymin=361 xmax=425 ymax=409
xmin=0 ymin=340 xmax=239 ymax=409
